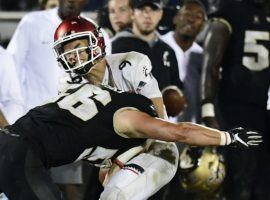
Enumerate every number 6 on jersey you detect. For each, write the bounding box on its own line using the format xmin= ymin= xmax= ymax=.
xmin=57 ymin=84 xmax=112 ymax=121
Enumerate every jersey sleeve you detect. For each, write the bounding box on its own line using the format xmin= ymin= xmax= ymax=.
xmin=122 ymin=52 xmax=162 ymax=99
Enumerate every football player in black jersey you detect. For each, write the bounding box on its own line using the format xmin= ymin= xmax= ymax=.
xmin=201 ymin=0 xmax=270 ymax=199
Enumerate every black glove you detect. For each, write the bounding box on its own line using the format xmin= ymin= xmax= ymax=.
xmin=226 ymin=127 xmax=263 ymax=148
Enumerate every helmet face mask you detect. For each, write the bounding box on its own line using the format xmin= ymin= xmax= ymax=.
xmin=53 ymin=16 xmax=106 ymax=76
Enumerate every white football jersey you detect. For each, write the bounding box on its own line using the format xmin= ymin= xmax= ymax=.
xmin=58 ymin=52 xmax=162 ymax=108
xmin=103 ymin=51 xmax=162 ymax=99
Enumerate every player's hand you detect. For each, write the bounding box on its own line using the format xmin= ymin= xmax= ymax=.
xmin=226 ymin=127 xmax=263 ymax=148
xmin=202 ymin=116 xmax=220 ymax=129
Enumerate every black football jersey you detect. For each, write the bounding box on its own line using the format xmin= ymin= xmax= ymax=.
xmin=9 ymin=84 xmax=157 ymax=168
xmin=210 ymin=0 xmax=270 ymax=108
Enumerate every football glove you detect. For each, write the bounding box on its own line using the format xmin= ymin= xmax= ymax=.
xmin=225 ymin=127 xmax=263 ymax=148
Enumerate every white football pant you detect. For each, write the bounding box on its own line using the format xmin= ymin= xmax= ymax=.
xmin=100 ymin=141 xmax=179 ymax=200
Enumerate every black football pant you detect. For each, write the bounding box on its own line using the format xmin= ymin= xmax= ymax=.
xmin=0 ymin=131 xmax=64 ymax=200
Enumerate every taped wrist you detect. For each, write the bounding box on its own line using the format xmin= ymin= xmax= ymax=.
xmin=219 ymin=131 xmax=232 ymax=146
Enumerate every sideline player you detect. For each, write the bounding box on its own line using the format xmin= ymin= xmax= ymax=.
xmin=201 ymin=0 xmax=270 ymax=199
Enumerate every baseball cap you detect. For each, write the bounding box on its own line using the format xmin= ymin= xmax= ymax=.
xmin=133 ymin=0 xmax=163 ymax=9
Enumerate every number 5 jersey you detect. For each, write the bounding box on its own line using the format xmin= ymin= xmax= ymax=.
xmin=209 ymin=1 xmax=270 ymax=108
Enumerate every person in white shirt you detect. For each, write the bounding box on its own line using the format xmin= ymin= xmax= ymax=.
xmin=0 ymin=45 xmax=24 ymax=126
xmin=160 ymin=1 xmax=216 ymax=199
xmin=161 ymin=0 xmax=206 ymax=123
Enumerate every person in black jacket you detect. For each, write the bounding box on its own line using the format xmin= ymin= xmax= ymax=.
xmin=111 ymin=0 xmax=183 ymax=91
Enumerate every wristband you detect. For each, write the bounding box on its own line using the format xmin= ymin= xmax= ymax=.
xmin=219 ymin=131 xmax=232 ymax=146
xmin=202 ymin=103 xmax=215 ymax=118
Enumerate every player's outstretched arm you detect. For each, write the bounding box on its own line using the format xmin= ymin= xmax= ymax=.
xmin=114 ymin=109 xmax=263 ymax=148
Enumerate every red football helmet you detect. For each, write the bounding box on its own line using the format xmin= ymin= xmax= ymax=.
xmin=53 ymin=16 xmax=106 ymax=75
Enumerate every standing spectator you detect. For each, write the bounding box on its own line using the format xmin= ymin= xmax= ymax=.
xmin=161 ymin=0 xmax=206 ymax=123
xmin=201 ymin=0 xmax=270 ymax=199
xmin=108 ymin=0 xmax=133 ymax=34
xmin=0 ymin=45 xmax=24 ymax=126
xmin=111 ymin=0 xmax=182 ymax=91
xmin=159 ymin=2 xmax=209 ymax=199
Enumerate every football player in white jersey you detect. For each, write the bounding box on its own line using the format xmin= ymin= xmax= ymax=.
xmin=55 ymin=16 xmax=177 ymax=199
